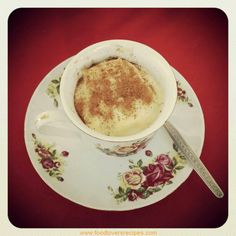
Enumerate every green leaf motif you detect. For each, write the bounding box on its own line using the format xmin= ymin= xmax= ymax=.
xmin=148 ymin=187 xmax=161 ymax=193
xmin=57 ymin=176 xmax=64 ymax=182
xmin=122 ymin=195 xmax=128 ymax=201
xmin=54 ymin=99 xmax=58 ymax=107
xmin=179 ymin=154 xmax=186 ymax=160
xmin=141 ymin=191 xmax=151 ymax=199
xmin=51 ymin=79 xmax=59 ymax=84
xmin=175 ymin=166 xmax=184 ymax=170
xmin=173 ymin=143 xmax=178 ymax=152
xmin=137 ymin=159 xmax=143 ymax=167
xmin=46 ymin=76 xmax=62 ymax=107
xmin=56 ymin=85 xmax=60 ymax=94
xmin=136 ymin=187 xmax=146 ymax=193
xmin=126 ymin=187 xmax=131 ymax=193
xmin=154 ymin=187 xmax=161 ymax=192
xmin=118 ymin=186 xmax=125 ymax=194
xmin=115 ymin=194 xmax=123 ymax=199
xmin=173 ymin=157 xmax=177 ymax=167
xmin=108 ymin=186 xmax=113 ymax=191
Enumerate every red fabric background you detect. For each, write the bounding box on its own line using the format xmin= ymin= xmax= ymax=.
xmin=8 ymin=8 xmax=228 ymax=228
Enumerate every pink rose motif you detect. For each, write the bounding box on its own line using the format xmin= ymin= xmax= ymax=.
xmin=160 ymin=170 xmax=174 ymax=183
xmin=41 ymin=158 xmax=54 ymax=169
xmin=37 ymin=148 xmax=52 ymax=159
xmin=127 ymin=190 xmax=138 ymax=201
xmin=142 ymin=163 xmax=165 ymax=187
xmin=156 ymin=154 xmax=173 ymax=167
xmin=142 ymin=162 xmax=174 ymax=187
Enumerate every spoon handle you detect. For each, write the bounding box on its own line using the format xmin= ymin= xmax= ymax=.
xmin=164 ymin=121 xmax=224 ymax=198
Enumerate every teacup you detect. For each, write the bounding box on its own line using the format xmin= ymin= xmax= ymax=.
xmin=36 ymin=40 xmax=177 ymax=157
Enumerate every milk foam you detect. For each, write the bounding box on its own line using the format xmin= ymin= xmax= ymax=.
xmin=74 ymin=58 xmax=163 ymax=136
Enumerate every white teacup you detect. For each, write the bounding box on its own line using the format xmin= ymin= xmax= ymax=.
xmin=36 ymin=40 xmax=177 ymax=157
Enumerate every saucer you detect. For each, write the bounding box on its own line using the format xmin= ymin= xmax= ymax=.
xmin=24 ymin=58 xmax=205 ymax=211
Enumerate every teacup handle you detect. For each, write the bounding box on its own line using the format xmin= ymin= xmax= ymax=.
xmin=35 ymin=110 xmax=81 ymax=137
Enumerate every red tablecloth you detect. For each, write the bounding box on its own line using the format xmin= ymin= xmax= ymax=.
xmin=8 ymin=8 xmax=228 ymax=228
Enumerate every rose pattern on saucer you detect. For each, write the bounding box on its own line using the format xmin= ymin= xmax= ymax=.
xmin=176 ymin=80 xmax=193 ymax=107
xmin=46 ymin=76 xmax=62 ymax=107
xmin=96 ymin=138 xmax=151 ymax=157
xmin=108 ymin=144 xmax=186 ymax=202
xmin=25 ymin=55 xmax=205 ymax=210
xmin=32 ymin=133 xmax=69 ymax=182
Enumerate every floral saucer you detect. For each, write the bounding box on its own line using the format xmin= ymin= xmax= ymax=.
xmin=24 ymin=58 xmax=205 ymax=211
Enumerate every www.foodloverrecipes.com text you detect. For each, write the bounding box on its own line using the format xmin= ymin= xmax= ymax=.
xmin=80 ymin=230 xmax=158 ymax=236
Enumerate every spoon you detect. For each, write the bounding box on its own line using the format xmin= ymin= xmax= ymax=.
xmin=164 ymin=121 xmax=224 ymax=198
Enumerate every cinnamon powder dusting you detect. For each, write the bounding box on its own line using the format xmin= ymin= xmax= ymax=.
xmin=74 ymin=58 xmax=157 ymax=126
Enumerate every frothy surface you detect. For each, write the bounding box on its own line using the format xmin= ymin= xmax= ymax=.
xmin=74 ymin=58 xmax=163 ymax=136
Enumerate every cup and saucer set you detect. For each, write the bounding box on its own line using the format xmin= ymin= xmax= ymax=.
xmin=24 ymin=40 xmax=205 ymax=211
